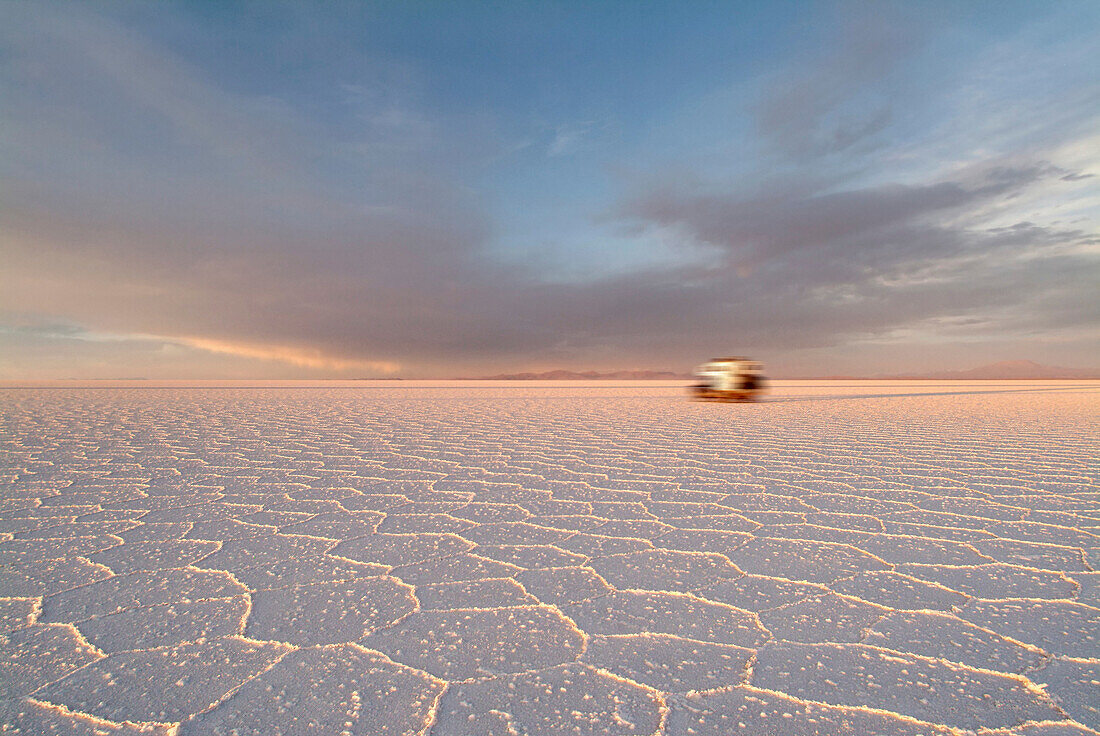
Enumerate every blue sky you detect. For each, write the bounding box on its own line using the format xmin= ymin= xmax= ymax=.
xmin=1 ymin=1 xmax=1097 ymax=377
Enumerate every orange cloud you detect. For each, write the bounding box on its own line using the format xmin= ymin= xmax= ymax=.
xmin=168 ymin=335 xmax=400 ymax=374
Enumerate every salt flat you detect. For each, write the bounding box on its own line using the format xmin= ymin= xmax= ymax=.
xmin=1 ymin=381 xmax=1097 ymax=735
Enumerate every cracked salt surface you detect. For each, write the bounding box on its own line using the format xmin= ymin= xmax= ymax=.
xmin=0 ymin=380 xmax=1097 ymax=734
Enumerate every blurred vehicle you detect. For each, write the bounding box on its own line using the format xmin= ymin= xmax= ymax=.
xmin=691 ymin=357 xmax=766 ymax=402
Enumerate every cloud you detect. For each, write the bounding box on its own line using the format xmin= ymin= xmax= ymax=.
xmin=548 ymin=120 xmax=600 ymax=157
xmin=166 ymin=336 xmax=401 ymax=373
xmin=753 ymin=5 xmax=926 ymax=161
xmin=1 ymin=3 xmax=1097 ymax=378
xmin=0 ymin=4 xmax=511 ymax=373
xmin=616 ymin=162 xmax=1098 ymax=348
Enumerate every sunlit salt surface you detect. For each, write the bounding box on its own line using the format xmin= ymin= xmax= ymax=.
xmin=1 ymin=381 xmax=1097 ymax=735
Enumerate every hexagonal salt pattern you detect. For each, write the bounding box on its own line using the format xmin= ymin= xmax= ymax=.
xmin=1 ymin=381 xmax=1097 ymax=733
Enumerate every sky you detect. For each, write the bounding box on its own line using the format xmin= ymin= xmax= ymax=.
xmin=1 ymin=1 xmax=1098 ymax=379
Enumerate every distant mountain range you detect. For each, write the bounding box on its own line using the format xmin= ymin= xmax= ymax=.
xmin=876 ymin=360 xmax=1099 ymax=380
xmin=472 ymin=360 xmax=1097 ymax=380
